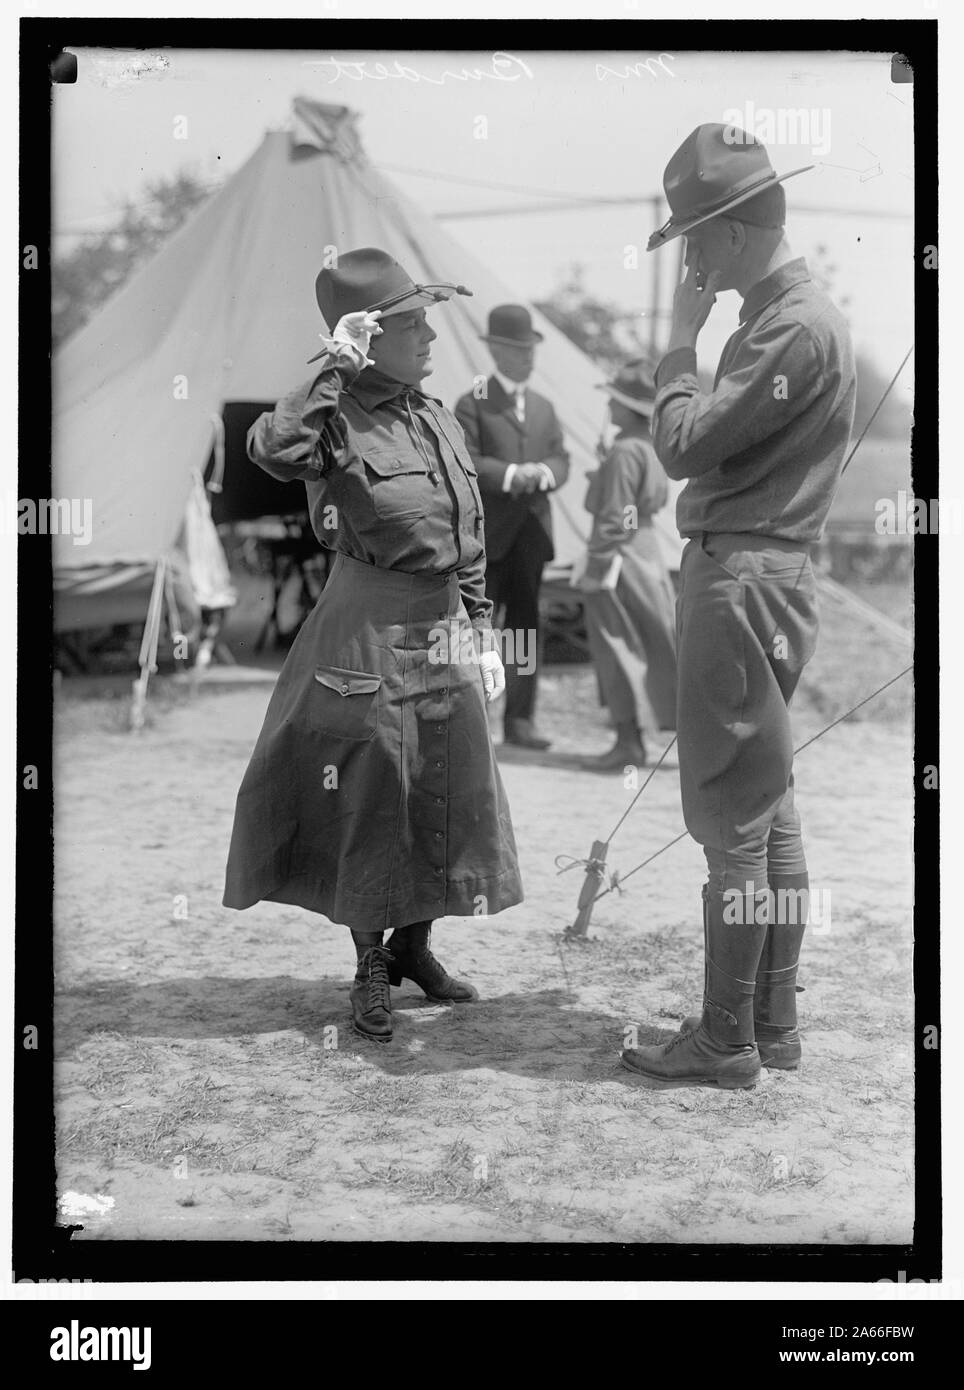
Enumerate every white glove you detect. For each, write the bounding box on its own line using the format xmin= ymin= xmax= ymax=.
xmin=329 ymin=309 xmax=383 ymax=367
xmin=479 ymin=650 xmax=506 ymax=703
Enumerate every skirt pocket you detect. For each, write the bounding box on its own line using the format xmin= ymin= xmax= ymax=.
xmin=309 ymin=664 xmax=382 ymax=741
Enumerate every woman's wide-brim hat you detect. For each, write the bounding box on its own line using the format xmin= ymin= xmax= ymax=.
xmin=595 ymin=358 xmax=658 ymax=418
xmin=309 ymin=247 xmax=472 ymax=361
xmin=479 ymin=303 xmax=544 ymax=346
xmin=647 ymin=124 xmax=813 ymax=252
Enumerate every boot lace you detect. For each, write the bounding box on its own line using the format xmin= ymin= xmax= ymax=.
xmin=361 ymin=947 xmax=393 ymax=1011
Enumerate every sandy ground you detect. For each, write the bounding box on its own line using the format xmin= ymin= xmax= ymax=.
xmin=53 ymin=580 xmax=915 ymax=1244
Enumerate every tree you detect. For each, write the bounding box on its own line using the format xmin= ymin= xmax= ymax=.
xmin=52 ymin=171 xmax=216 ymax=346
xmin=535 ymin=262 xmax=715 ymax=390
xmin=535 ymin=263 xmax=650 ymax=372
xmin=538 ymin=251 xmax=911 ymax=440
xmin=809 ymin=242 xmax=910 ymax=440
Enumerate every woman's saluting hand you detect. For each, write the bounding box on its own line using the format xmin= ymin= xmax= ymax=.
xmin=331 ymin=309 xmax=384 ymax=366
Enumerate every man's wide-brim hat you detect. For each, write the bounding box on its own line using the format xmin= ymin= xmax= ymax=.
xmin=480 ymin=303 xmax=544 ymax=346
xmin=596 ymin=358 xmax=658 ymax=417
xmin=309 ymin=247 xmax=472 ymax=360
xmin=647 ymin=124 xmax=812 ymax=252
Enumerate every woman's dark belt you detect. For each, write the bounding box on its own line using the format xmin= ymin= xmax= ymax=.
xmin=325 ymin=549 xmax=464 ymax=622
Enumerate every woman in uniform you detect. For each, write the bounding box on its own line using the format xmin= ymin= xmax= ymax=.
xmin=222 ymin=248 xmax=523 ymax=1043
xmin=573 ymin=360 xmax=678 ymax=771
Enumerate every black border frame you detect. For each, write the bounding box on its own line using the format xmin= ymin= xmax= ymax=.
xmin=16 ymin=15 xmax=939 ymax=1287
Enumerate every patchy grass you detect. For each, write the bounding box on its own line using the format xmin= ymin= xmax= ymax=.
xmin=53 ymin=571 xmax=915 ymax=1244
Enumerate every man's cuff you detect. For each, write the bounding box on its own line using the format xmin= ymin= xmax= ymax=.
xmin=586 ymin=552 xmax=616 ymax=580
xmin=501 ymin=464 xmax=519 ymax=493
xmin=656 ymin=347 xmax=698 ymax=388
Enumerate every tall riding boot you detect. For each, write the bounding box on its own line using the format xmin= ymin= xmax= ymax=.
xmin=675 ymin=883 xmax=709 ymax=1031
xmin=348 ymin=930 xmax=394 ymax=1043
xmin=580 ymin=721 xmax=647 ymax=773
xmin=679 ymin=874 xmax=809 ymax=1067
xmin=385 ymin=921 xmax=479 ymax=1003
xmin=621 ymin=888 xmax=767 ymax=1089
xmin=753 ymin=872 xmax=809 ymax=1069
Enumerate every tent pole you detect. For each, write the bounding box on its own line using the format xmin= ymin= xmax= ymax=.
xmin=163 ymin=564 xmax=189 ymax=664
xmin=207 ymin=412 xmax=226 ymax=494
xmin=130 ymin=557 xmax=167 ymax=732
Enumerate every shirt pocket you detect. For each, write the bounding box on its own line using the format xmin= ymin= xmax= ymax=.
xmin=309 ymin=665 xmax=382 ymax=741
xmin=453 ymin=455 xmax=485 ymax=532
xmin=363 ymin=448 xmax=432 ymax=524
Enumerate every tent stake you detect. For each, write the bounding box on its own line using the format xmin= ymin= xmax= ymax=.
xmin=564 ymin=839 xmax=609 ymax=940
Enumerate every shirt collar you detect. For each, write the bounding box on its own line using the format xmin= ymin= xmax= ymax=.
xmin=492 ymin=370 xmax=528 ymax=401
xmin=347 ymin=365 xmax=442 ymax=412
xmin=739 ymin=257 xmax=811 ymax=325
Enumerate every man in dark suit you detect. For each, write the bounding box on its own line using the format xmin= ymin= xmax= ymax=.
xmin=455 ymin=305 xmax=569 ymax=750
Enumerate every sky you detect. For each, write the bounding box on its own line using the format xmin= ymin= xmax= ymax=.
xmin=52 ymin=45 xmax=914 ymax=377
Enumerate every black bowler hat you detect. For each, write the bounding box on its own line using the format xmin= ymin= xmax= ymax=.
xmin=310 ymin=248 xmax=472 ymax=359
xmin=647 ymin=124 xmax=812 ymax=252
xmin=480 ymin=304 xmax=544 ymax=346
xmin=596 ymin=358 xmax=658 ymax=418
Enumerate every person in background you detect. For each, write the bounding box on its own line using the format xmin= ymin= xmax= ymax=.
xmin=455 ymin=305 xmax=570 ymax=751
xmin=572 ymin=359 xmax=678 ymax=771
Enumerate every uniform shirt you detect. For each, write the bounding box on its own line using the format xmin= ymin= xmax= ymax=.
xmin=583 ymin=431 xmax=669 ymax=583
xmin=247 ymin=345 xmax=493 ymax=636
xmin=652 ymin=257 xmax=856 ymax=543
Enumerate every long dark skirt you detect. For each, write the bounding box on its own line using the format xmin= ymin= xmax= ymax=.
xmin=223 ymin=551 xmax=523 ymax=930
xmin=582 ymin=524 xmax=678 ymax=732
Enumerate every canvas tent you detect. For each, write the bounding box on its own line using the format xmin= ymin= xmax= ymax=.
xmin=53 ymin=97 xmax=683 ymax=643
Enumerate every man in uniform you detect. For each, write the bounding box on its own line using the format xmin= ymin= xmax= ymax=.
xmin=620 ymin=125 xmax=856 ymax=1089
xmin=455 ymin=305 xmax=569 ymax=750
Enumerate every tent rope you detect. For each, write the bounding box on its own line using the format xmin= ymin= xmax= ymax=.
xmin=561 ymin=343 xmax=915 ymax=935
xmin=840 ymin=346 xmax=914 ymax=474
xmin=606 ymin=341 xmax=913 ymax=850
xmin=583 ymin=663 xmax=912 ymax=906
